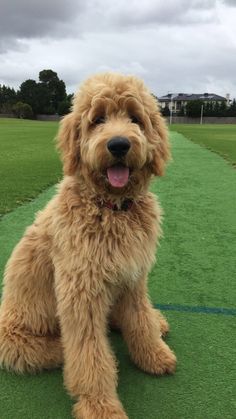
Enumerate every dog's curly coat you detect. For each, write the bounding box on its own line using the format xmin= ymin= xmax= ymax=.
xmin=0 ymin=73 xmax=176 ymax=418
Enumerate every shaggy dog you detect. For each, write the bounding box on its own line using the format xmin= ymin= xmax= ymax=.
xmin=0 ymin=73 xmax=176 ymax=419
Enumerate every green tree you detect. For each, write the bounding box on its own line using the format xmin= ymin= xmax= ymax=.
xmin=58 ymin=99 xmax=71 ymax=115
xmin=19 ymin=80 xmax=39 ymax=114
xmin=161 ymin=105 xmax=170 ymax=117
xmin=58 ymin=94 xmax=74 ymax=115
xmin=0 ymin=85 xmax=17 ymax=112
xmin=19 ymin=78 xmax=53 ymax=115
xmin=178 ymin=106 xmax=185 ymax=116
xmin=39 ymin=69 xmax=59 ymax=84
xmin=219 ymin=101 xmax=227 ymax=117
xmin=35 ymin=83 xmax=52 ymax=114
xmin=13 ymin=102 xmax=33 ymax=119
xmin=1 ymin=70 xmax=68 ymax=115
xmin=67 ymin=93 xmax=74 ymax=105
xmin=228 ymin=99 xmax=236 ymax=117
xmin=39 ymin=69 xmax=67 ymax=113
xmin=204 ymin=102 xmax=214 ymax=117
xmin=213 ymin=101 xmax=221 ymax=117
xmin=186 ymin=100 xmax=203 ymax=118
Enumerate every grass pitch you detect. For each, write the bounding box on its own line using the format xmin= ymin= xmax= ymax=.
xmin=0 ymin=118 xmax=61 ymax=217
xmin=170 ymin=124 xmax=236 ymax=167
xmin=1 ymin=119 xmax=235 ymax=218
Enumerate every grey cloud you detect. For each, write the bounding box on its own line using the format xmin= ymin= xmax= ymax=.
xmin=1 ymin=0 xmax=236 ymax=99
xmin=1 ymin=0 xmax=218 ymax=43
xmin=91 ymin=0 xmax=218 ymax=28
xmin=222 ymin=0 xmax=236 ymax=5
xmin=0 ymin=0 xmax=233 ymax=47
xmin=0 ymin=38 xmax=28 ymax=54
xmin=0 ymin=0 xmax=85 ymax=39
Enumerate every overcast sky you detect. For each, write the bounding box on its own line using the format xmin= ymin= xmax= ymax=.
xmin=1 ymin=0 xmax=236 ymax=99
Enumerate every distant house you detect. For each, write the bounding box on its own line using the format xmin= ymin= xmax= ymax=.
xmin=158 ymin=93 xmax=230 ymax=113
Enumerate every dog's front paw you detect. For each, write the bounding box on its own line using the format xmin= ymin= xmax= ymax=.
xmin=152 ymin=339 xmax=177 ymax=375
xmin=153 ymin=308 xmax=170 ymax=337
xmin=73 ymin=396 xmax=128 ymax=419
xmin=133 ymin=339 xmax=177 ymax=375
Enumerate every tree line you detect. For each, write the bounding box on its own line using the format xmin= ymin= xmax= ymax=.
xmin=1 ymin=72 xmax=236 ymax=119
xmin=0 ymin=69 xmax=73 ymax=119
xmin=162 ymin=99 xmax=236 ymax=118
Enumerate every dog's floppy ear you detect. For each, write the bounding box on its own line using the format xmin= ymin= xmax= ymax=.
xmin=149 ymin=106 xmax=170 ymax=176
xmin=57 ymin=113 xmax=80 ymax=176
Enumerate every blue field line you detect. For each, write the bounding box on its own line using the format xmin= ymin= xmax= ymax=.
xmin=0 ymin=290 xmax=235 ymax=316
xmin=155 ymin=303 xmax=236 ymax=316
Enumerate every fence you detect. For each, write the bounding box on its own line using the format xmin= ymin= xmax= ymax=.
xmin=166 ymin=116 xmax=236 ymax=124
xmin=36 ymin=114 xmax=61 ymax=121
xmin=1 ymin=114 xmax=236 ymax=124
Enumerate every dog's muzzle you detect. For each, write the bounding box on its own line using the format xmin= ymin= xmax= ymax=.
xmin=107 ymin=136 xmax=131 ymax=158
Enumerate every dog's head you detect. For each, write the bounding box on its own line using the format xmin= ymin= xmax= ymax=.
xmin=57 ymin=73 xmax=170 ymax=197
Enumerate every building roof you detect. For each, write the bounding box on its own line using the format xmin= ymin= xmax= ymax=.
xmin=158 ymin=93 xmax=227 ymax=102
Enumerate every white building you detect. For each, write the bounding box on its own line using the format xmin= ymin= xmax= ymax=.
xmin=158 ymin=93 xmax=229 ymax=113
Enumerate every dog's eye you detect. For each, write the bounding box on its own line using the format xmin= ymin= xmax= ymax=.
xmin=93 ymin=116 xmax=105 ymax=125
xmin=130 ymin=115 xmax=140 ymax=124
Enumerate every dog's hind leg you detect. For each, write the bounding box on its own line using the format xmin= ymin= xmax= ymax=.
xmin=0 ymin=227 xmax=63 ymax=373
xmin=0 ymin=318 xmax=62 ymax=373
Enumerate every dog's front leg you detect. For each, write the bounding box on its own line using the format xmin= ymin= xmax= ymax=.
xmin=112 ymin=276 xmax=176 ymax=376
xmin=55 ymin=270 xmax=128 ymax=419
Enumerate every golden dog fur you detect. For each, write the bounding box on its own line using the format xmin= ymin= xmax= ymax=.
xmin=0 ymin=73 xmax=176 ymax=418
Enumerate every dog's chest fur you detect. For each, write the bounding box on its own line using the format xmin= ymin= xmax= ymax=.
xmin=50 ymin=178 xmax=162 ymax=291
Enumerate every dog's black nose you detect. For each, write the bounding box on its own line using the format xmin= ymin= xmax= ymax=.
xmin=107 ymin=136 xmax=131 ymax=158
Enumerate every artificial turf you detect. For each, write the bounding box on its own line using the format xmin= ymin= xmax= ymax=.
xmin=170 ymin=124 xmax=236 ymax=167
xmin=0 ymin=132 xmax=236 ymax=418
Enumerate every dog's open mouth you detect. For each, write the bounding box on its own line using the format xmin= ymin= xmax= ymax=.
xmin=107 ymin=164 xmax=130 ymax=188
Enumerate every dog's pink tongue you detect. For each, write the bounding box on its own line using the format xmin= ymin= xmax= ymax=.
xmin=107 ymin=166 xmax=129 ymax=188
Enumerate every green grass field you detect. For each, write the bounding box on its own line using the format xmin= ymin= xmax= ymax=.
xmin=1 ymin=119 xmax=236 ymax=218
xmin=0 ymin=120 xmax=236 ymax=418
xmin=170 ymin=124 xmax=236 ymax=167
xmin=0 ymin=118 xmax=61 ymax=217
